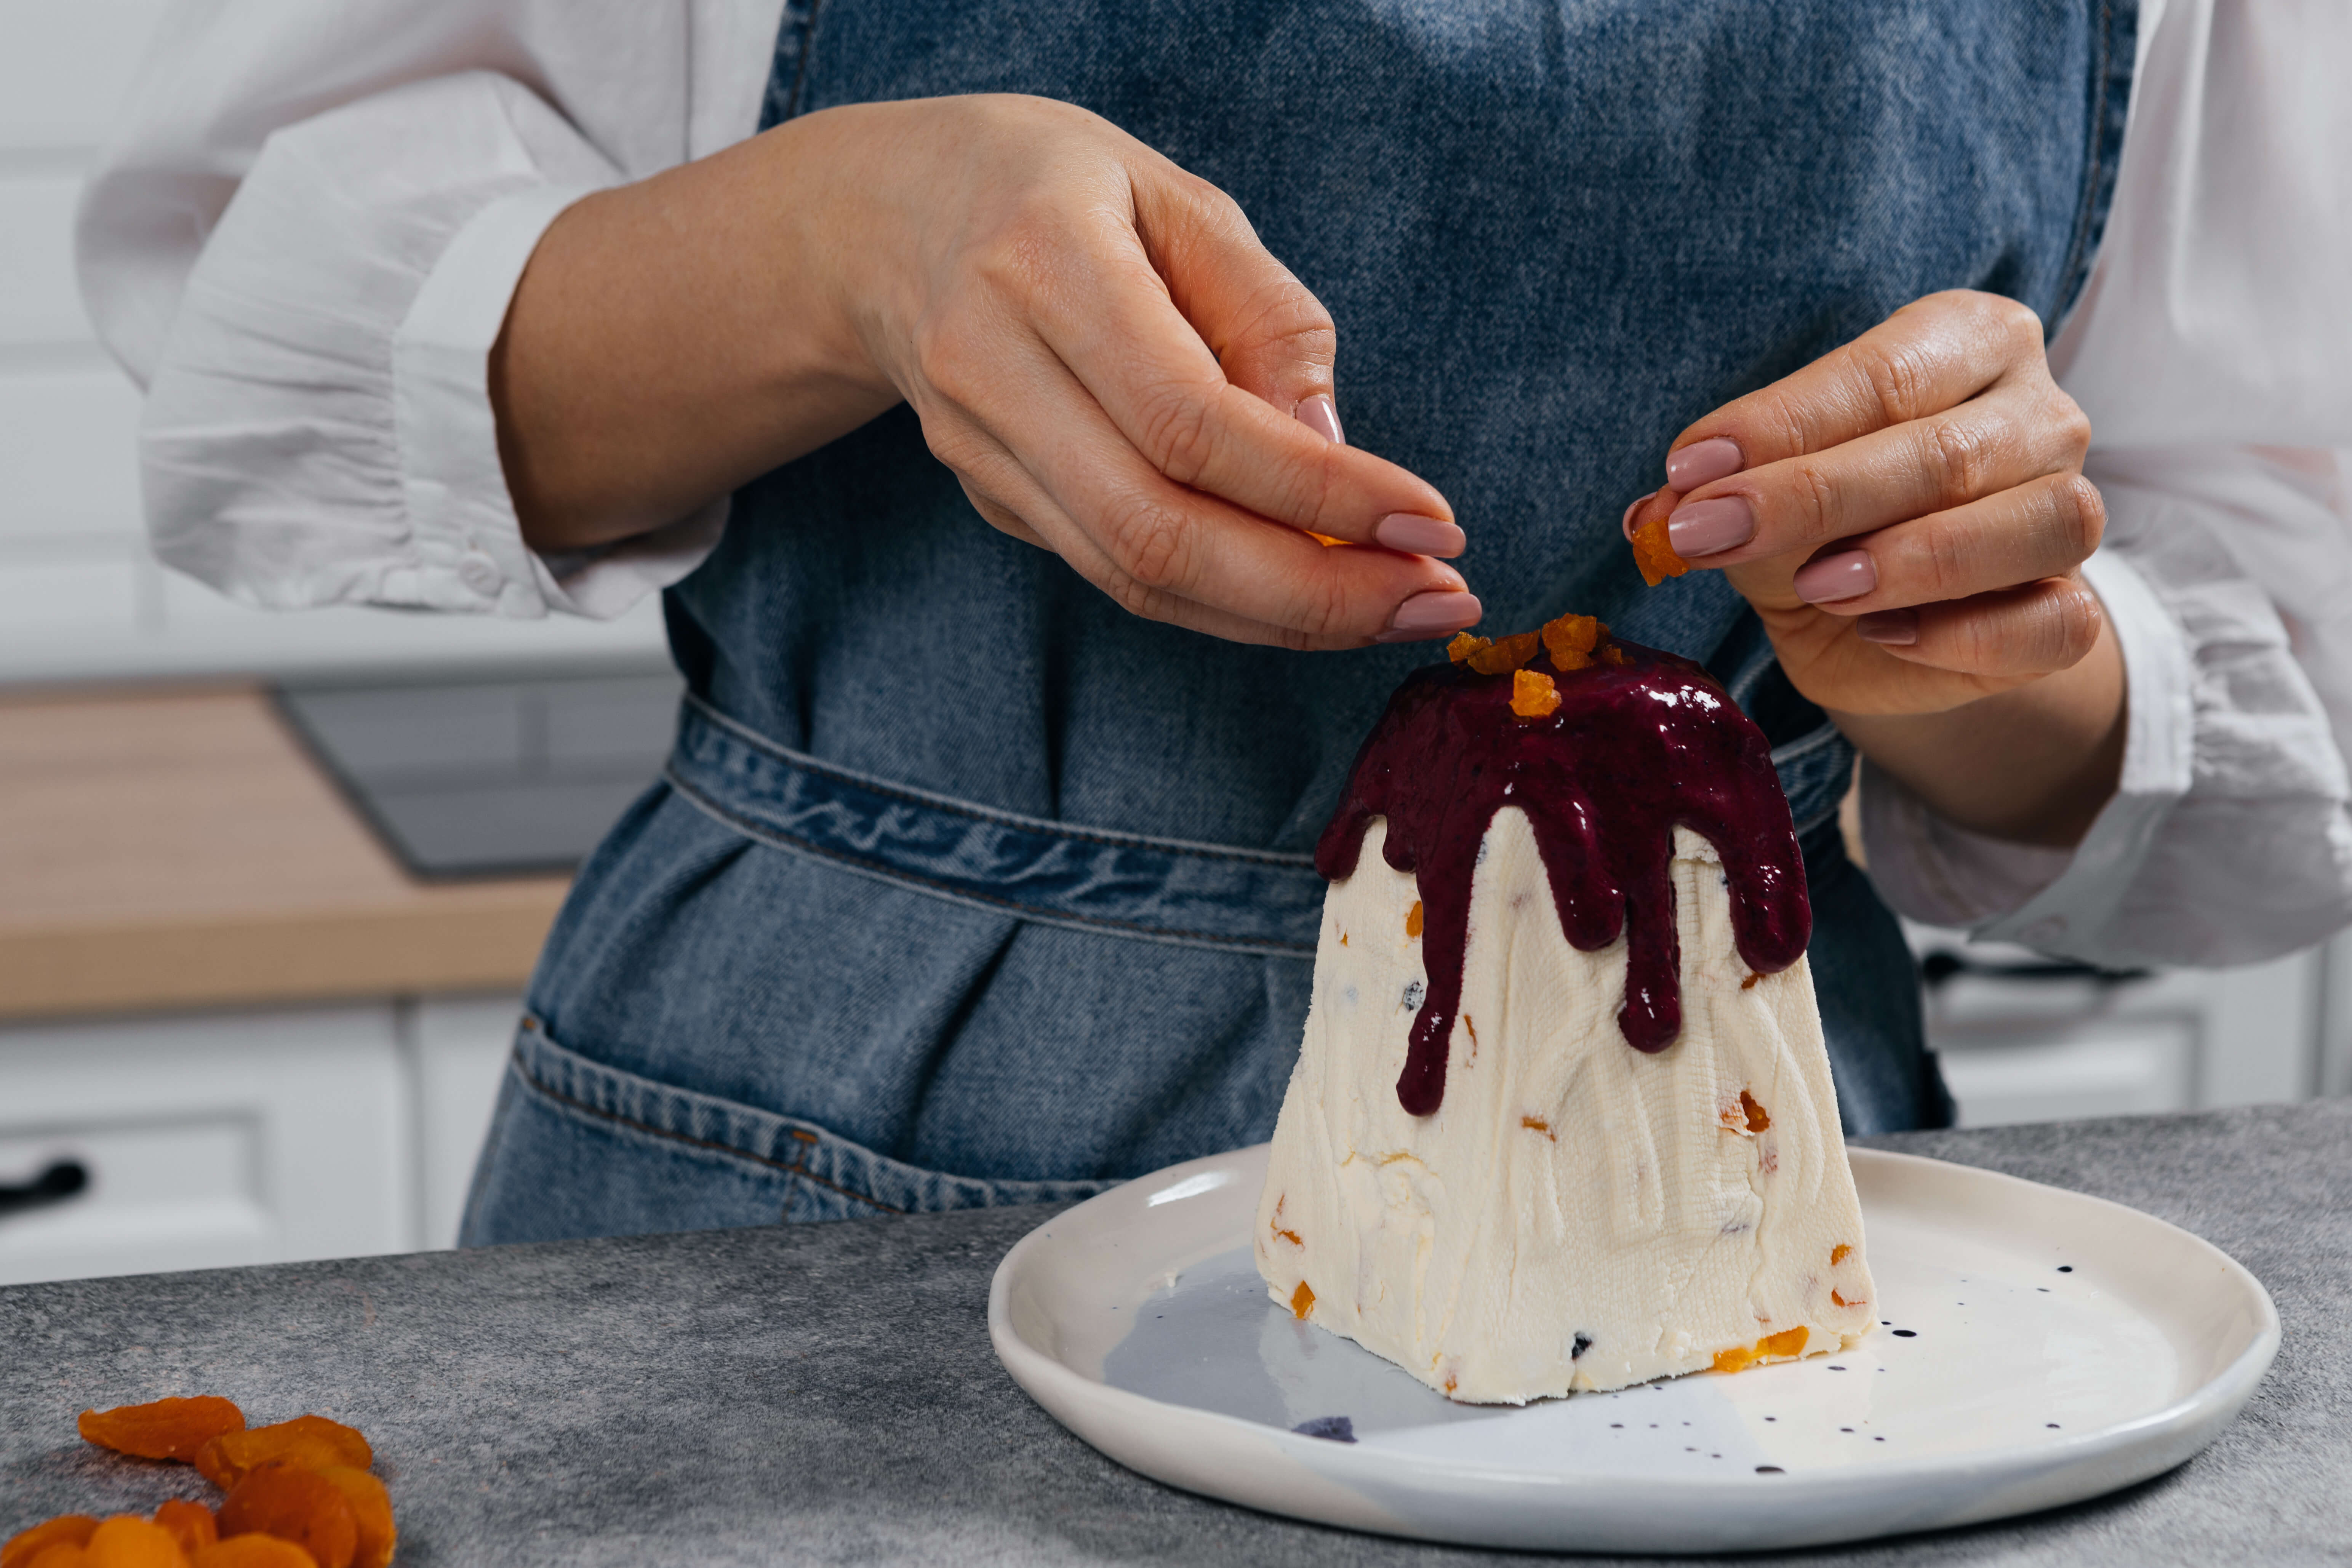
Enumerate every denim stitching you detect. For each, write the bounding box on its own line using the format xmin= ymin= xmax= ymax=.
xmin=683 ymin=695 xmax=1317 ymax=869
xmin=664 ymin=758 xmax=1320 ymax=958
xmin=510 ymin=1043 xmax=906 ymax=1214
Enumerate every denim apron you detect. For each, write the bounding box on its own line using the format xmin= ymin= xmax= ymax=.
xmin=461 ymin=0 xmax=2134 ymax=1244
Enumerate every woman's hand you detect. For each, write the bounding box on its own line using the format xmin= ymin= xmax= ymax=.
xmin=493 ymin=95 xmax=1479 ymax=650
xmin=1637 ymin=291 xmax=2126 ymax=844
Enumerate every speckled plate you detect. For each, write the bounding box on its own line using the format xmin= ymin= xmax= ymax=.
xmin=989 ymin=1144 xmax=2277 ymax=1554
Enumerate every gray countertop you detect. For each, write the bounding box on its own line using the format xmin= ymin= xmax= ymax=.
xmin=4 ymin=1102 xmax=2348 ymax=1566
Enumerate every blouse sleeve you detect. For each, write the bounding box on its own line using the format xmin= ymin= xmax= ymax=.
xmin=74 ymin=1 xmax=777 ymax=620
xmin=1856 ymin=0 xmax=2352 ymax=966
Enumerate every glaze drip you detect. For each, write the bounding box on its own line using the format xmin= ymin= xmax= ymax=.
xmin=1317 ymin=636 xmax=1809 ymax=1115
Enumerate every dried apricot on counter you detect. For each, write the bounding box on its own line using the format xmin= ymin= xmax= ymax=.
xmin=5 ymin=1518 xmax=100 ymax=1568
xmin=193 ymin=1419 xmax=370 ymax=1492
xmin=1466 ymin=631 xmax=1539 ymax=676
xmin=216 ymin=1467 xmax=354 ymax=1568
xmin=312 ymin=1474 xmax=391 ymax=1568
xmin=77 ymin=1399 xmax=245 ymax=1464
xmin=1627 ymin=489 xmax=1691 ymax=587
xmin=150 ymin=1505 xmax=214 ymax=1560
xmin=1510 ymin=669 xmax=1561 ymax=720
xmin=22 ymin=1545 xmax=90 ymax=1568
xmin=82 ymin=1517 xmax=189 ymax=1568
xmin=190 ymin=1541 xmax=317 ymax=1568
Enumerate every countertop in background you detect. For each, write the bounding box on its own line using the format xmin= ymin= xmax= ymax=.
xmin=0 ymin=685 xmax=567 ymax=1020
xmin=1 ymin=1102 xmax=2344 ymax=1566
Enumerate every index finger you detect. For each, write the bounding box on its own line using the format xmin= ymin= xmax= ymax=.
xmin=1662 ymin=290 xmax=2046 ymax=486
xmin=1029 ymin=188 xmax=1458 ymax=552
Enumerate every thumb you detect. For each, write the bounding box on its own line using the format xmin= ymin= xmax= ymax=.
xmin=1132 ymin=171 xmax=1343 ymax=443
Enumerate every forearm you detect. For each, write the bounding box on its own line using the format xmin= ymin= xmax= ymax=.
xmin=1831 ymin=615 xmax=2125 ymax=848
xmin=490 ymin=115 xmax=898 ymax=553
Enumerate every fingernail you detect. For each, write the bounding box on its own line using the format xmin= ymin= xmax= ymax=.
xmin=1621 ymin=491 xmax=1655 ymax=542
xmin=1665 ymin=437 xmax=1743 ymax=491
xmin=1857 ymin=609 xmax=1919 ymax=646
xmin=1666 ymin=495 xmax=1754 ymax=558
xmin=1374 ymin=513 xmax=1466 ymax=557
xmin=1792 ymin=550 xmax=1878 ymax=604
xmin=1377 ymin=590 xmax=1483 ymax=642
xmin=1293 ymin=395 xmax=1344 ymax=446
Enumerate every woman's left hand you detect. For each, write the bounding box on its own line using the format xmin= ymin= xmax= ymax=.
xmin=1640 ymin=290 xmax=2107 ymax=717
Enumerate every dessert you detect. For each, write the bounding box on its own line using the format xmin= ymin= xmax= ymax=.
xmin=1255 ymin=617 xmax=1874 ymax=1402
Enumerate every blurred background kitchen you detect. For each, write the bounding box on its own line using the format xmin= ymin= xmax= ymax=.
xmin=4 ymin=3 xmax=2346 ymax=1289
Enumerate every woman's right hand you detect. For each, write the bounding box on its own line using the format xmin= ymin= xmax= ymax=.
xmin=493 ymin=94 xmax=1478 ymax=649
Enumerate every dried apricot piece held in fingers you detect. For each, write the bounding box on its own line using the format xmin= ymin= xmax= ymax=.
xmin=5 ymin=1518 xmax=100 ymax=1568
xmin=1627 ymin=489 xmax=1691 ymax=587
xmin=77 ymin=1399 xmax=245 ymax=1463
xmin=216 ymin=1467 xmax=355 ymax=1568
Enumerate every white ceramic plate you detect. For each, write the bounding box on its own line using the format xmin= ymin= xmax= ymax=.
xmin=989 ymin=1144 xmax=2278 ymax=1554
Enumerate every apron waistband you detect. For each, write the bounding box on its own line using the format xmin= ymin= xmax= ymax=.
xmin=664 ymin=693 xmax=1854 ymax=957
xmin=665 ymin=695 xmax=1326 ymax=957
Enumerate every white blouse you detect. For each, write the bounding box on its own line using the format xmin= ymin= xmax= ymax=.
xmin=74 ymin=0 xmax=2352 ymax=970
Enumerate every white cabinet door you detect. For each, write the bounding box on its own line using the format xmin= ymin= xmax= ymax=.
xmin=0 ymin=1006 xmax=413 ymax=1284
xmin=406 ymin=996 xmax=520 ymax=1249
xmin=1908 ymin=922 xmax=2321 ymax=1127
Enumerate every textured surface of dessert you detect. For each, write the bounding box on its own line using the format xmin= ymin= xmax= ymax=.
xmin=1256 ymin=814 xmax=1874 ymax=1402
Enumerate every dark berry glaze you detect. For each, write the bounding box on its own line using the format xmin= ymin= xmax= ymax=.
xmin=1316 ymin=638 xmax=1810 ymax=1115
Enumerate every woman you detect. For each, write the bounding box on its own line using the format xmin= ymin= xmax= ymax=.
xmin=78 ymin=0 xmax=2352 ymax=1239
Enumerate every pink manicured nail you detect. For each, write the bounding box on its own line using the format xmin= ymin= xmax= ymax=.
xmin=1667 ymin=496 xmax=1754 ymax=557
xmin=1294 ymin=395 xmax=1344 ymax=446
xmin=1792 ymin=550 xmax=1878 ymax=604
xmin=1857 ymin=609 xmax=1919 ymax=645
xmin=1665 ymin=437 xmax=1743 ymax=491
xmin=1374 ymin=513 xmax=1466 ymax=557
xmin=1376 ymin=590 xmax=1483 ymax=642
xmin=1621 ymin=492 xmax=1655 ymax=541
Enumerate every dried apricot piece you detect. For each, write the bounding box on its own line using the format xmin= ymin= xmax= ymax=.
xmin=1739 ymin=1090 xmax=1770 ymax=1132
xmin=1600 ymin=644 xmax=1629 ymax=666
xmin=1404 ymin=900 xmax=1424 ymax=938
xmin=312 ymin=1473 xmax=391 ymax=1568
xmin=5 ymin=1519 xmax=99 ymax=1568
xmin=1510 ymin=669 xmax=1560 ymax=720
xmin=77 ymin=1399 xmax=245 ymax=1464
xmin=216 ymin=1466 xmax=355 ymax=1568
xmin=1539 ymin=613 xmax=1604 ymax=665
xmin=146 ymin=1506 xmax=212 ymax=1565
xmin=1830 ymin=1243 xmax=1853 ymax=1266
xmin=1290 ymin=1281 xmax=1315 ymax=1320
xmin=1627 ymin=489 xmax=1691 ymax=586
xmin=1466 ymin=631 xmax=1539 ymax=675
xmin=190 ymin=1542 xmax=317 ymax=1568
xmin=23 ymin=1546 xmax=89 ymax=1568
xmin=82 ymin=1517 xmax=188 ymax=1568
xmin=1446 ymin=632 xmax=1490 ymax=664
xmin=193 ymin=1419 xmax=368 ymax=1492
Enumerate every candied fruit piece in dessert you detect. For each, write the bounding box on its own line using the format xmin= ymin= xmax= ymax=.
xmin=1510 ymin=669 xmax=1560 ymax=719
xmin=1405 ymin=900 xmax=1424 ymax=938
xmin=1711 ymin=1325 xmax=1810 ymax=1375
xmin=1831 ymin=1243 xmax=1853 ymax=1265
xmin=1740 ymin=1090 xmax=1771 ymax=1132
xmin=77 ymin=1398 xmax=245 ymax=1463
xmin=1290 ymin=1282 xmax=1316 ymax=1320
xmin=1539 ymin=613 xmax=1604 ymax=664
xmin=1446 ymin=633 xmax=1490 ymax=664
xmin=1466 ymin=631 xmax=1539 ymax=675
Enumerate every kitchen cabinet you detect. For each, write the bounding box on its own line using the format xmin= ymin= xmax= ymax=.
xmin=0 ymin=996 xmax=520 ymax=1286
